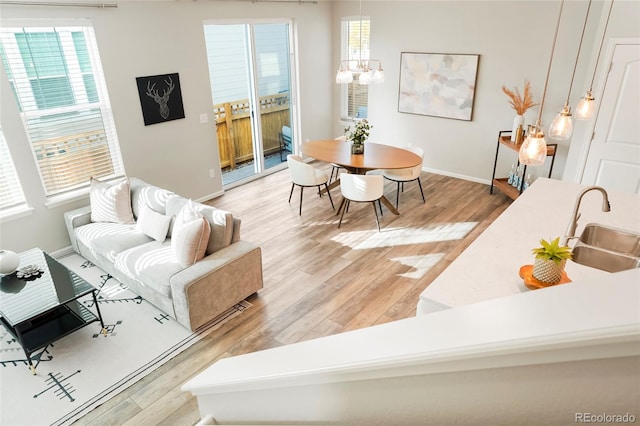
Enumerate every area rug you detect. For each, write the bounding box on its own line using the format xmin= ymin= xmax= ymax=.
xmin=0 ymin=253 xmax=251 ymax=426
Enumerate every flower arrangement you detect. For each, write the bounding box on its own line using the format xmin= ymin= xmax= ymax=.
xmin=501 ymin=80 xmax=538 ymax=115
xmin=344 ymin=119 xmax=372 ymax=145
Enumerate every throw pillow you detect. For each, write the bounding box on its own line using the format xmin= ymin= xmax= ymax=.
xmin=171 ymin=200 xmax=211 ymax=267
xmin=137 ymin=205 xmax=171 ymax=242
xmin=90 ymin=177 xmax=135 ymax=224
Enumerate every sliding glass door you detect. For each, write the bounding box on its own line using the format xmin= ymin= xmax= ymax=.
xmin=204 ymin=21 xmax=295 ymax=186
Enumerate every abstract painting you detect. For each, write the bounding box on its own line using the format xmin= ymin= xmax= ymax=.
xmin=398 ymin=52 xmax=479 ymax=121
xmin=136 ymin=73 xmax=185 ymax=126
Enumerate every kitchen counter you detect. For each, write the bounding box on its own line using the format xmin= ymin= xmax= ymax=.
xmin=417 ymin=178 xmax=640 ymax=314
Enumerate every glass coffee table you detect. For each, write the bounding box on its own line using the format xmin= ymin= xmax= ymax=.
xmin=0 ymin=248 xmax=106 ymax=374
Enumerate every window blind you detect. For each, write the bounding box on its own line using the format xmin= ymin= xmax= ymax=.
xmin=341 ymin=17 xmax=370 ymax=120
xmin=0 ymin=24 xmax=124 ymax=197
xmin=0 ymin=127 xmax=27 ymax=214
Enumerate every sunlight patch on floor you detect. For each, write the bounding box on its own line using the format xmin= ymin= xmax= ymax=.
xmin=331 ymin=222 xmax=478 ymax=250
xmin=390 ymin=253 xmax=445 ymax=279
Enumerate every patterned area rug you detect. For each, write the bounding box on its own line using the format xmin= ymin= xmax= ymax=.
xmin=0 ymin=254 xmax=250 ymax=426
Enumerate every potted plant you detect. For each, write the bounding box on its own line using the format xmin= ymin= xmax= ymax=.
xmin=501 ymin=80 xmax=538 ymax=142
xmin=531 ymin=237 xmax=572 ymax=284
xmin=344 ymin=119 xmax=372 ymax=154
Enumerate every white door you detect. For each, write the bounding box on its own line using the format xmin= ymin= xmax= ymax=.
xmin=581 ymin=42 xmax=640 ymax=194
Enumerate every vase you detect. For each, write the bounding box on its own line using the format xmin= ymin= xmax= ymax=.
xmin=532 ymin=258 xmax=566 ymax=284
xmin=351 ymin=142 xmax=364 ymax=154
xmin=511 ymin=115 xmax=524 ymax=142
xmin=0 ymin=249 xmax=20 ymax=276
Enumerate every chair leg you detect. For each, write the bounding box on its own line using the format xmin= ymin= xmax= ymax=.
xmin=299 ymin=186 xmax=304 ymax=216
xmin=338 ymin=200 xmax=350 ymax=228
xmin=378 ymin=199 xmax=383 ymax=216
xmin=371 ymin=201 xmax=381 ymax=231
xmin=417 ymin=178 xmax=425 ymax=203
xmin=395 ymin=181 xmax=401 ymax=210
xmin=336 ymin=197 xmax=346 ymax=216
xmin=324 ymin=183 xmax=335 ymax=210
xmin=288 ymin=183 xmax=295 ymax=203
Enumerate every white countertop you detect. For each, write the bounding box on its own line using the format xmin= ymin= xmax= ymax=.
xmin=418 ymin=178 xmax=640 ymax=314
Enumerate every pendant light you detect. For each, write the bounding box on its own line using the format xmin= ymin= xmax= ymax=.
xmin=548 ymin=0 xmax=592 ymax=140
xmin=336 ymin=0 xmax=384 ymax=85
xmin=575 ymin=0 xmax=615 ymax=120
xmin=519 ymin=0 xmax=565 ymax=166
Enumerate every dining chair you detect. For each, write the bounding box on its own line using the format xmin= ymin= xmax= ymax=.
xmin=329 ymin=136 xmax=347 ymax=184
xmin=338 ymin=173 xmax=384 ymax=231
xmin=382 ymin=146 xmax=425 ymax=210
xmin=287 ymin=154 xmax=334 ymax=216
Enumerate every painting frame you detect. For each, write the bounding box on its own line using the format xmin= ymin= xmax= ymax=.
xmin=398 ymin=52 xmax=480 ymax=121
xmin=136 ymin=72 xmax=185 ymax=126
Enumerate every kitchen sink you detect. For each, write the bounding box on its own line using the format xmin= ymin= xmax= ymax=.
xmin=579 ymin=223 xmax=640 ymax=257
xmin=571 ymin=245 xmax=640 ymax=273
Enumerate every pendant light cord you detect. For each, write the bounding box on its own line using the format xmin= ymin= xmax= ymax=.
xmin=358 ymin=0 xmax=363 ymax=69
xmin=565 ymin=0 xmax=592 ymax=104
xmin=588 ymin=0 xmax=615 ymax=91
xmin=537 ymin=0 xmax=565 ymax=126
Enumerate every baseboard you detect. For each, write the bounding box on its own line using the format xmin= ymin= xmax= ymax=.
xmin=422 ymin=167 xmax=490 ymax=186
xmin=50 ymin=246 xmax=75 ymax=259
xmin=196 ymin=189 xmax=226 ymax=203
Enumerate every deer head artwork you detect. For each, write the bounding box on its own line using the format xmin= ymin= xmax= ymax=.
xmin=146 ymin=77 xmax=175 ymax=120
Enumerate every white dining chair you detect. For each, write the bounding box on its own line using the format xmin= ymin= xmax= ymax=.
xmin=382 ymin=146 xmax=425 ymax=210
xmin=338 ymin=173 xmax=384 ymax=231
xmin=287 ymin=154 xmax=334 ymax=216
xmin=329 ymin=135 xmax=347 ymax=184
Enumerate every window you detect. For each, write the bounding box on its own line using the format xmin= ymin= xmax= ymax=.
xmin=0 ymin=127 xmax=28 ymax=216
xmin=0 ymin=24 xmax=124 ymax=198
xmin=340 ymin=17 xmax=370 ymax=120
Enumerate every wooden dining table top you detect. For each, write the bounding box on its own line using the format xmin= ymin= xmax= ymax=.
xmin=301 ymin=139 xmax=421 ymax=172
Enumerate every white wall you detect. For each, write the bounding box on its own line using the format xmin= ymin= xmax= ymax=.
xmin=332 ymin=1 xmax=639 ymax=184
xmin=0 ymin=1 xmax=333 ymax=253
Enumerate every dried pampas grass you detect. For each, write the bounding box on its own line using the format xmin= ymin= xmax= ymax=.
xmin=502 ymin=80 xmax=538 ymax=115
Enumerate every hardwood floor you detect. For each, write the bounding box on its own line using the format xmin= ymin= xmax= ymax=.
xmin=73 ymin=164 xmax=512 ymax=425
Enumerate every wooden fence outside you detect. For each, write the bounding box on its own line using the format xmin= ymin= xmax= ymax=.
xmin=214 ymin=92 xmax=290 ymax=170
xmin=33 ymin=129 xmax=114 ymax=193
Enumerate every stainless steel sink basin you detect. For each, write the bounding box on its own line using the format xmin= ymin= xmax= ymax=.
xmin=579 ymin=223 xmax=640 ymax=257
xmin=571 ymin=245 xmax=640 ymax=273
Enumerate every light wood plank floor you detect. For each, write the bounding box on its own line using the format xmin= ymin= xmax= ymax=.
xmin=73 ymin=164 xmax=511 ymax=425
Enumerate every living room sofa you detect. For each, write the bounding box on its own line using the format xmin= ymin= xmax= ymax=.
xmin=64 ymin=177 xmax=263 ymax=331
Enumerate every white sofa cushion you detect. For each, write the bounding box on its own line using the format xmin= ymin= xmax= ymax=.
xmin=75 ymin=222 xmax=152 ymax=263
xmin=115 ymin=241 xmax=183 ymax=298
xmin=137 ymin=205 xmax=171 ymax=242
xmin=130 ymin=178 xmax=175 ymax=219
xmin=166 ymin=195 xmax=233 ymax=255
xmin=171 ymin=201 xmax=211 ymax=267
xmin=90 ymin=177 xmax=135 ymax=224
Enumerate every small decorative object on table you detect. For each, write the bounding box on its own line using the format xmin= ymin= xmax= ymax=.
xmin=16 ymin=264 xmax=44 ymax=281
xmin=345 ymin=119 xmax=372 ymax=155
xmin=520 ymin=237 xmax=572 ymax=289
xmin=502 ymin=80 xmax=538 ymax=142
xmin=0 ymin=249 xmax=20 ymax=276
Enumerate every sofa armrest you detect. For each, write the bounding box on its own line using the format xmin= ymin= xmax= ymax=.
xmin=64 ymin=205 xmax=92 ymax=253
xmin=170 ymin=240 xmax=263 ymax=331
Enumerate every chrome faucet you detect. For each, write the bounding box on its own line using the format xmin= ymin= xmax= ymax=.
xmin=562 ymin=186 xmax=611 ymax=245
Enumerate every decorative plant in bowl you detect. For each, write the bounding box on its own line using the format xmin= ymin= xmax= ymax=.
xmin=344 ymin=119 xmax=372 ymax=154
xmin=531 ymin=237 xmax=572 ymax=284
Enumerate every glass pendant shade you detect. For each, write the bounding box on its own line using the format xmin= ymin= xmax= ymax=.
xmin=373 ymin=67 xmax=384 ymax=84
xmin=359 ymin=69 xmax=373 ymax=85
xmin=548 ymin=104 xmax=574 ymax=139
xmin=336 ymin=68 xmax=353 ymax=84
xmin=575 ymin=91 xmax=595 ymax=119
xmin=519 ymin=130 xmax=547 ymax=166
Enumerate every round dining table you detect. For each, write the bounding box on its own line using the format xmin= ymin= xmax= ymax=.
xmin=301 ymin=139 xmax=422 ymax=215
xmin=301 ymin=139 xmax=421 ymax=174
